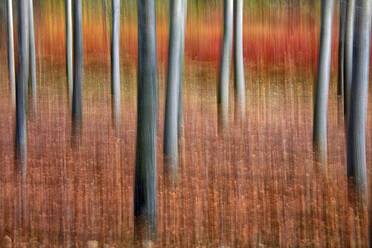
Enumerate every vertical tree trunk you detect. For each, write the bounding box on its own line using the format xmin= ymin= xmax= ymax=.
xmin=28 ymin=0 xmax=37 ymax=109
xmin=72 ymin=0 xmax=83 ymax=133
xmin=313 ymin=0 xmax=334 ymax=155
xmin=15 ymin=0 xmax=30 ymax=166
xmin=6 ymin=0 xmax=15 ymax=104
xmin=347 ymin=0 xmax=372 ymax=200
xmin=178 ymin=0 xmax=187 ymax=138
xmin=344 ymin=0 xmax=355 ymax=123
xmin=217 ymin=0 xmax=233 ymax=129
xmin=337 ymin=0 xmax=347 ymax=97
xmin=66 ymin=0 xmax=73 ymax=101
xmin=111 ymin=0 xmax=121 ymax=130
xmin=233 ymin=0 xmax=246 ymax=121
xmin=164 ymin=0 xmax=183 ymax=176
xmin=134 ymin=0 xmax=158 ymax=240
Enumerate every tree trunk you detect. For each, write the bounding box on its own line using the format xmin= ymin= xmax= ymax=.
xmin=6 ymin=0 xmax=15 ymax=104
xmin=337 ymin=0 xmax=347 ymax=97
xmin=15 ymin=0 xmax=30 ymax=166
xmin=346 ymin=0 xmax=372 ymax=200
xmin=218 ymin=0 xmax=233 ymax=129
xmin=111 ymin=0 xmax=121 ymax=130
xmin=28 ymin=0 xmax=37 ymax=111
xmin=233 ymin=0 xmax=246 ymax=122
xmin=134 ymin=0 xmax=158 ymax=240
xmin=313 ymin=0 xmax=334 ymax=155
xmin=72 ymin=0 xmax=83 ymax=134
xmin=344 ymin=0 xmax=355 ymax=124
xmin=66 ymin=0 xmax=73 ymax=101
xmin=178 ymin=0 xmax=187 ymax=138
xmin=164 ymin=0 xmax=183 ymax=176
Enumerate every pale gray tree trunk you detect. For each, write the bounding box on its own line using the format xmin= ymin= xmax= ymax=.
xmin=233 ymin=0 xmax=246 ymax=121
xmin=178 ymin=0 xmax=187 ymax=137
xmin=6 ymin=0 xmax=15 ymax=104
xmin=346 ymin=0 xmax=372 ymax=200
xmin=217 ymin=0 xmax=233 ymax=129
xmin=134 ymin=0 xmax=158 ymax=240
xmin=15 ymin=0 xmax=30 ymax=166
xmin=338 ymin=0 xmax=346 ymax=96
xmin=66 ymin=0 xmax=73 ymax=101
xmin=164 ymin=0 xmax=183 ymax=176
xmin=313 ymin=0 xmax=334 ymax=155
xmin=111 ymin=0 xmax=121 ymax=130
xmin=28 ymin=0 xmax=37 ymax=110
xmin=72 ymin=0 xmax=83 ymax=134
xmin=344 ymin=0 xmax=355 ymax=123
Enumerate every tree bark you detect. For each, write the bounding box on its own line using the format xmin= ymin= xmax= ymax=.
xmin=344 ymin=0 xmax=355 ymax=124
xmin=6 ymin=0 xmax=15 ymax=104
xmin=134 ymin=0 xmax=159 ymax=240
xmin=233 ymin=0 xmax=246 ymax=122
xmin=15 ymin=0 xmax=30 ymax=166
xmin=111 ymin=0 xmax=121 ymax=130
xmin=66 ymin=0 xmax=73 ymax=101
xmin=218 ymin=0 xmax=233 ymax=129
xmin=164 ymin=0 xmax=183 ymax=175
xmin=72 ymin=0 xmax=83 ymax=134
xmin=346 ymin=0 xmax=372 ymax=200
xmin=313 ymin=0 xmax=334 ymax=155
xmin=337 ymin=0 xmax=347 ymax=97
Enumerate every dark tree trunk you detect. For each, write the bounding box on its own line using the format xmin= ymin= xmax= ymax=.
xmin=164 ymin=0 xmax=183 ymax=176
xmin=6 ymin=0 xmax=15 ymax=104
xmin=15 ymin=0 xmax=30 ymax=166
xmin=313 ymin=0 xmax=335 ymax=156
xmin=344 ymin=0 xmax=355 ymax=124
xmin=111 ymin=0 xmax=121 ymax=130
xmin=346 ymin=0 xmax=372 ymax=200
xmin=218 ymin=0 xmax=233 ymax=129
xmin=72 ymin=0 xmax=83 ymax=135
xmin=134 ymin=0 xmax=159 ymax=241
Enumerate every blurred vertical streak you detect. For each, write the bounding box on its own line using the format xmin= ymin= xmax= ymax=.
xmin=337 ymin=0 xmax=346 ymax=97
xmin=66 ymin=0 xmax=73 ymax=103
xmin=29 ymin=0 xmax=37 ymax=115
xmin=178 ymin=0 xmax=187 ymax=138
xmin=6 ymin=0 xmax=15 ymax=105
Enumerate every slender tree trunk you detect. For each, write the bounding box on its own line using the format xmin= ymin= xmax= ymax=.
xmin=233 ymin=0 xmax=246 ymax=122
xmin=217 ymin=0 xmax=233 ymax=129
xmin=313 ymin=0 xmax=335 ymax=156
xmin=15 ymin=0 xmax=30 ymax=166
xmin=347 ymin=0 xmax=372 ymax=201
xmin=338 ymin=0 xmax=347 ymax=97
xmin=66 ymin=0 xmax=73 ymax=101
xmin=134 ymin=0 xmax=158 ymax=241
xmin=28 ymin=0 xmax=37 ymax=110
xmin=111 ymin=0 xmax=121 ymax=130
xmin=6 ymin=0 xmax=15 ymax=104
xmin=178 ymin=0 xmax=187 ymax=138
xmin=72 ymin=0 xmax=83 ymax=134
xmin=164 ymin=0 xmax=183 ymax=176
xmin=344 ymin=0 xmax=355 ymax=124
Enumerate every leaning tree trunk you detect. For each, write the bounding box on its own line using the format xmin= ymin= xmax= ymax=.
xmin=15 ymin=0 xmax=30 ymax=166
xmin=313 ymin=0 xmax=335 ymax=157
xmin=217 ymin=0 xmax=233 ymax=129
xmin=111 ymin=0 xmax=121 ymax=130
xmin=178 ymin=0 xmax=187 ymax=138
xmin=233 ymin=0 xmax=246 ymax=122
xmin=134 ymin=0 xmax=159 ymax=241
xmin=164 ymin=0 xmax=183 ymax=177
xmin=65 ymin=0 xmax=73 ymax=101
xmin=72 ymin=0 xmax=83 ymax=135
xmin=6 ymin=0 xmax=15 ymax=104
xmin=337 ymin=0 xmax=347 ymax=97
xmin=344 ymin=0 xmax=356 ymax=124
xmin=28 ymin=0 xmax=37 ymax=110
xmin=346 ymin=0 xmax=372 ymax=201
